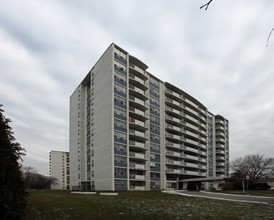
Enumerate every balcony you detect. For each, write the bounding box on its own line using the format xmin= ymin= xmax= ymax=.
xmin=129 ymin=84 xmax=148 ymax=100
xmin=216 ymin=162 xmax=225 ymax=166
xmin=216 ymin=131 xmax=225 ymax=137
xmin=129 ymin=152 xmax=146 ymax=160
xmin=129 ymin=140 xmax=146 ymax=150
xmin=129 ymin=174 xmax=146 ymax=180
xmin=185 ymin=122 xmax=199 ymax=132
xmin=165 ymin=132 xmax=183 ymax=141
xmin=216 ymin=150 xmax=225 ymax=155
xmin=129 ymin=163 xmax=145 ymax=170
xmin=216 ymin=156 xmax=225 ymax=161
xmin=185 ymin=138 xmax=199 ymax=146
xmin=185 ymin=114 xmax=199 ymax=125
xmin=129 ymin=118 xmax=147 ymax=131
xmin=166 ymin=141 xmax=184 ymax=150
xmin=129 ymin=95 xmax=148 ymax=111
xmin=166 ymin=159 xmax=184 ymax=166
xmin=184 ymin=162 xmax=199 ymax=168
xmin=198 ymin=157 xmax=207 ymax=163
xmin=165 ymin=97 xmax=184 ymax=109
xmin=216 ymin=119 xmax=224 ymax=125
xmin=185 ymin=106 xmax=199 ymax=117
xmin=129 ymin=63 xmax=146 ymax=77
xmin=129 ymin=106 xmax=147 ymax=121
xmin=184 ymin=154 xmax=199 ymax=161
xmin=129 ymin=129 xmax=147 ymax=141
xmin=166 ymin=124 xmax=182 ymax=133
xmin=129 ymin=73 xmax=148 ymax=90
xmin=166 ymin=169 xmax=184 ymax=174
xmin=216 ymin=168 xmax=225 ymax=172
xmin=184 ymin=98 xmax=198 ymax=109
xmin=185 ymin=170 xmax=199 ymax=176
xmin=185 ymin=130 xmax=198 ymax=139
xmin=165 ymin=106 xmax=182 ymax=118
xmin=216 ymin=138 xmax=225 ymax=143
xmin=216 ymin=144 xmax=225 ymax=149
xmin=165 ymin=89 xmax=181 ymax=99
xmin=166 ymin=150 xmax=183 ymax=158
xmin=184 ymin=146 xmax=199 ymax=154
xmin=165 ymin=114 xmax=183 ymax=126
xmin=216 ymin=125 xmax=224 ymax=131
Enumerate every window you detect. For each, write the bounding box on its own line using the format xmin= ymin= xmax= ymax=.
xmin=150 ymin=162 xmax=160 ymax=169
xmin=150 ymin=105 xmax=160 ymax=114
xmin=150 ymin=77 xmax=160 ymax=87
xmin=114 ymin=95 xmax=126 ymax=106
xmin=150 ymin=172 xmax=160 ymax=178
xmin=150 ymin=95 xmax=159 ymax=105
xmin=150 ymin=143 xmax=160 ymax=152
xmin=150 ymin=124 xmax=160 ymax=132
xmin=114 ymin=107 xmax=127 ymax=118
xmin=150 ymin=153 xmax=160 ymax=160
xmin=114 ymin=62 xmax=126 ymax=73
xmin=150 ymin=86 xmax=159 ymax=96
xmin=114 ymin=72 xmax=126 ymax=83
xmin=150 ymin=134 xmax=160 ymax=142
xmin=114 ymin=131 xmax=127 ymax=141
xmin=150 ymin=114 xmax=160 ymax=123
xmin=115 ymin=180 xmax=127 ymax=187
xmin=115 ymin=167 xmax=127 ymax=175
xmin=114 ymin=48 xmax=127 ymax=60
xmin=114 ymin=83 xmax=126 ymax=95
xmin=114 ymin=143 xmax=127 ymax=152
xmin=114 ymin=155 xmax=127 ymax=164
xmin=114 ymin=119 xmax=127 ymax=129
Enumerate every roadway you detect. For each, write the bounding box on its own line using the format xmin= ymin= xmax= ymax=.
xmin=164 ymin=190 xmax=274 ymax=205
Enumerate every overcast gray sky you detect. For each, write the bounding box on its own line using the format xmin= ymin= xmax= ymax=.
xmin=1 ymin=0 xmax=274 ymax=175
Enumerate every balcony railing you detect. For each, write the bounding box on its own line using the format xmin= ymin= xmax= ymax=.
xmin=129 ymin=140 xmax=146 ymax=149
xmin=129 ymin=152 xmax=145 ymax=159
xmin=165 ymin=114 xmax=182 ymax=124
xmin=129 ymin=129 xmax=146 ymax=138
xmin=129 ymin=163 xmax=145 ymax=170
xmin=129 ymin=174 xmax=146 ymax=180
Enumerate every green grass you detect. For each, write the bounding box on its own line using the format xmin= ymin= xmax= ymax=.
xmin=214 ymin=190 xmax=274 ymax=197
xmin=24 ymin=190 xmax=274 ymax=220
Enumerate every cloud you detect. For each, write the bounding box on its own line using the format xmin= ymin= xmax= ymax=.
xmin=1 ymin=0 xmax=274 ymax=175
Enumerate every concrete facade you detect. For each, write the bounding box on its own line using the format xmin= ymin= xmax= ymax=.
xmin=69 ymin=43 xmax=229 ymax=191
xmin=49 ymin=151 xmax=70 ymax=189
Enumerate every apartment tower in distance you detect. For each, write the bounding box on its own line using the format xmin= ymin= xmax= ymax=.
xmin=69 ymin=43 xmax=229 ymax=191
xmin=49 ymin=151 xmax=70 ymax=189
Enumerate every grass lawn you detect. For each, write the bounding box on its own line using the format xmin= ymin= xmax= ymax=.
xmin=213 ymin=190 xmax=274 ymax=197
xmin=24 ymin=190 xmax=274 ymax=220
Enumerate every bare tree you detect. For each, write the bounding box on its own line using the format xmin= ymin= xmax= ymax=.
xmin=200 ymin=0 xmax=213 ymax=11
xmin=200 ymin=0 xmax=274 ymax=46
xmin=230 ymin=154 xmax=274 ymax=184
xmin=21 ymin=166 xmax=57 ymax=189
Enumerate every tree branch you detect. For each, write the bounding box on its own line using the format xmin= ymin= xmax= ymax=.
xmin=200 ymin=0 xmax=213 ymax=10
xmin=266 ymin=27 xmax=274 ymax=47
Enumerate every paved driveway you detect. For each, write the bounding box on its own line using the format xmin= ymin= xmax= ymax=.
xmin=164 ymin=191 xmax=274 ymax=205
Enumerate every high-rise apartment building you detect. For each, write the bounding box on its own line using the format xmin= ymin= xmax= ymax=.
xmin=69 ymin=43 xmax=229 ymax=191
xmin=49 ymin=151 xmax=70 ymax=189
